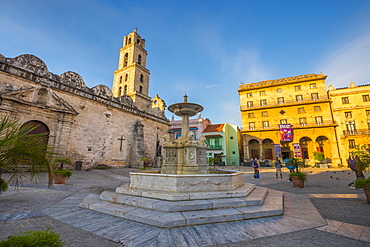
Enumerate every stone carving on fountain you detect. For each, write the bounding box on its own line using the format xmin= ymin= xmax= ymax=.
xmin=80 ymin=95 xmax=284 ymax=228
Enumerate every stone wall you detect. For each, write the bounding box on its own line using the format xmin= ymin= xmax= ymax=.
xmin=0 ymin=54 xmax=169 ymax=168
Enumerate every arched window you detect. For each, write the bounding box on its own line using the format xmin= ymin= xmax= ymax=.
xmin=137 ymin=39 xmax=140 ymax=45
xmin=119 ymin=76 xmax=122 ymax=83
xmin=140 ymin=74 xmax=144 ymax=82
xmin=125 ymin=74 xmax=128 ymax=81
xmin=124 ymin=53 xmax=128 ymax=67
xmin=124 ymin=85 xmax=127 ymax=95
xmin=128 ymin=38 xmax=131 ymax=44
xmin=138 ymin=55 xmax=142 ymax=65
xmin=139 ymin=86 xmax=143 ymax=93
xmin=118 ymin=87 xmax=122 ymax=96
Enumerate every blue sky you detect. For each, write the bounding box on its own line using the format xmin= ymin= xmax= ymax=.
xmin=1 ymin=0 xmax=370 ymax=126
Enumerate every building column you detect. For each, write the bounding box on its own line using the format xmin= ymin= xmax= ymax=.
xmin=330 ymin=140 xmax=342 ymax=167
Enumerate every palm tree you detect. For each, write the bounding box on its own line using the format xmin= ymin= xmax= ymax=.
xmin=0 ymin=116 xmax=53 ymax=191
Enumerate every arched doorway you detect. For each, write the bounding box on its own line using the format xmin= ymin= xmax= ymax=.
xmin=299 ymin=137 xmax=312 ymax=159
xmin=262 ymin=139 xmax=274 ymax=159
xmin=280 ymin=141 xmax=291 ymax=160
xmin=316 ymin=136 xmax=330 ymax=158
xmin=248 ymin=139 xmax=260 ymax=159
xmin=21 ymin=120 xmax=50 ymax=147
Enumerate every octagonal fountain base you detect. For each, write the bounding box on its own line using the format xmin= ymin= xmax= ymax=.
xmin=80 ymin=170 xmax=284 ymax=228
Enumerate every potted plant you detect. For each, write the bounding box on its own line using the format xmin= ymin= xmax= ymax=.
xmin=313 ymin=151 xmax=325 ymax=168
xmin=53 ymin=169 xmax=72 ymax=184
xmin=287 ymin=157 xmax=307 ymax=188
xmin=354 ymin=178 xmax=370 ymax=203
xmin=53 ymin=156 xmax=72 ymax=184
xmin=289 ymin=171 xmax=307 ymax=188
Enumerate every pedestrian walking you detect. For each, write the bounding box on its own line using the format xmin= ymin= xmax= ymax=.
xmin=274 ymin=159 xmax=283 ymax=179
xmin=251 ymin=158 xmax=260 ymax=179
xmin=347 ymin=155 xmax=365 ymax=186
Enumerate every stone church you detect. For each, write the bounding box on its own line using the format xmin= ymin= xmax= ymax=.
xmin=0 ymin=29 xmax=170 ymax=168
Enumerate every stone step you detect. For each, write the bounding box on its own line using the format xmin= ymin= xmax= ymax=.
xmin=79 ymin=187 xmax=283 ymax=228
xmin=115 ymin=183 xmax=256 ymax=201
xmin=99 ymin=187 xmax=268 ymax=212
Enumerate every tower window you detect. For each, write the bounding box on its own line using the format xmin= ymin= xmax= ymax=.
xmin=138 ymin=55 xmax=142 ymax=65
xmin=139 ymin=86 xmax=143 ymax=93
xmin=119 ymin=76 xmax=122 ymax=83
xmin=124 ymin=85 xmax=127 ymax=95
xmin=128 ymin=38 xmax=131 ymax=44
xmin=118 ymin=87 xmax=122 ymax=96
xmin=137 ymin=39 xmax=141 ymax=45
xmin=140 ymin=74 xmax=144 ymax=82
xmin=125 ymin=74 xmax=128 ymax=81
xmin=124 ymin=53 xmax=128 ymax=67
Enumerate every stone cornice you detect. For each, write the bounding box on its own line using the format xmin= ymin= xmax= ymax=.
xmin=0 ymin=60 xmax=169 ymax=125
xmin=238 ymin=73 xmax=327 ymax=92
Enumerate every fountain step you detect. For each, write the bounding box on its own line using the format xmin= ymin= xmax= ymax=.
xmin=115 ymin=183 xmax=256 ymax=201
xmin=99 ymin=187 xmax=268 ymax=212
xmin=79 ymin=188 xmax=283 ymax=228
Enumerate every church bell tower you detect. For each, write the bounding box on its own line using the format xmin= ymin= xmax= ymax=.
xmin=112 ymin=28 xmax=150 ymax=103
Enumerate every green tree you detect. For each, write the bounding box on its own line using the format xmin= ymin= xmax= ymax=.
xmin=0 ymin=116 xmax=53 ymax=191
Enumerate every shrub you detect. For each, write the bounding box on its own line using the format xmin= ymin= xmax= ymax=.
xmin=0 ymin=228 xmax=64 ymax=247
xmin=0 ymin=179 xmax=8 ymax=192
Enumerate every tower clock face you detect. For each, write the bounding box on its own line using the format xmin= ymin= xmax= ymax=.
xmin=277 ymin=88 xmax=282 ymax=93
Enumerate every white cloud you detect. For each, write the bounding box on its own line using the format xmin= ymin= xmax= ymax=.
xmin=318 ymin=32 xmax=370 ymax=88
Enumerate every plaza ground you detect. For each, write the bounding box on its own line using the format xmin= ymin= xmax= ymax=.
xmin=0 ymin=166 xmax=369 ymax=246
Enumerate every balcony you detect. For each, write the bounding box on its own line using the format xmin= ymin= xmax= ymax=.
xmin=343 ymin=129 xmax=370 ymax=136
xmin=242 ymin=120 xmax=337 ymax=131
xmin=207 ymin=145 xmax=223 ymax=150
xmin=240 ymin=95 xmax=330 ymax=110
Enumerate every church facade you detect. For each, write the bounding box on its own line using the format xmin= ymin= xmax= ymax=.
xmin=0 ymin=29 xmax=169 ymax=168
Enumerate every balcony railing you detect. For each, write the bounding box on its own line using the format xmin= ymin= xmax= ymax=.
xmin=207 ymin=145 xmax=223 ymax=150
xmin=243 ymin=120 xmax=336 ymax=131
xmin=343 ymin=129 xmax=370 ymax=135
xmin=241 ymin=95 xmax=330 ymax=110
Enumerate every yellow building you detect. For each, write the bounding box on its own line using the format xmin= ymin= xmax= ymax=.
xmin=238 ymin=73 xmax=342 ymax=167
xmin=329 ymin=82 xmax=370 ymax=163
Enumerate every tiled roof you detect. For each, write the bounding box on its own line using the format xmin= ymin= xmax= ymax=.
xmin=203 ymin=124 xmax=224 ymax=133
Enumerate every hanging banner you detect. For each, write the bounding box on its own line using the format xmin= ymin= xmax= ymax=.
xmin=293 ymin=143 xmax=301 ymax=157
xmin=279 ymin=124 xmax=293 ymax=141
xmin=274 ymin=144 xmax=282 ymax=159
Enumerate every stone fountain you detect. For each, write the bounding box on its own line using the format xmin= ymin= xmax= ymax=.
xmin=80 ymin=96 xmax=283 ymax=228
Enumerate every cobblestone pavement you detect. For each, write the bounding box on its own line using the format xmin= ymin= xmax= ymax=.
xmin=0 ymin=166 xmax=369 ymax=246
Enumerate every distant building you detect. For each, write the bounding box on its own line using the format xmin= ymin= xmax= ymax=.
xmin=329 ymin=82 xmax=370 ymax=163
xmin=170 ymin=114 xmax=210 ymax=140
xmin=238 ymin=73 xmax=341 ymax=166
xmin=202 ymin=123 xmax=240 ymax=166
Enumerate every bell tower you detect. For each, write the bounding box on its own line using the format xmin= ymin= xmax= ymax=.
xmin=113 ymin=28 xmax=150 ymax=104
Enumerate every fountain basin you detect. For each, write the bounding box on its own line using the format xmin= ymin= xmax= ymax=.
xmin=128 ymin=170 xmax=244 ymax=192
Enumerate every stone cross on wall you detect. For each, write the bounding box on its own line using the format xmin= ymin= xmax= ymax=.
xmin=118 ymin=136 xmax=126 ymax=151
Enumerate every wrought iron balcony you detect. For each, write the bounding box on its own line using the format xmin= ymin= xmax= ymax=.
xmin=207 ymin=145 xmax=223 ymax=150
xmin=343 ymin=129 xmax=370 ymax=135
xmin=240 ymin=95 xmax=330 ymax=110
